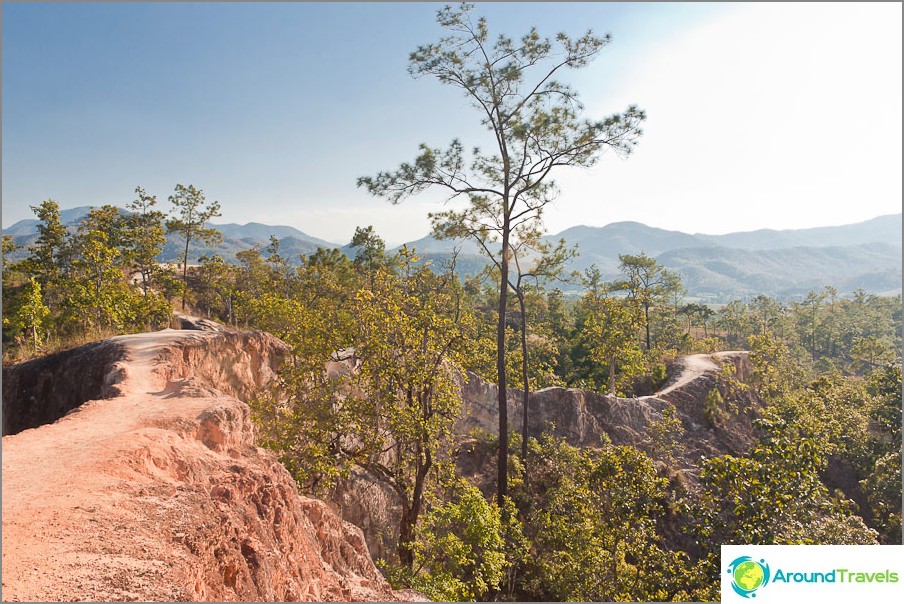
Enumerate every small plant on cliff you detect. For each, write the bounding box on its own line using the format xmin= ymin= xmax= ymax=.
xmin=646 ymin=404 xmax=687 ymax=466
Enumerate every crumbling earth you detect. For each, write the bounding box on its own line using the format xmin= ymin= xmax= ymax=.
xmin=1 ymin=328 xmax=420 ymax=602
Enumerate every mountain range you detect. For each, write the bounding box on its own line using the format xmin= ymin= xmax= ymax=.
xmin=4 ymin=208 xmax=900 ymax=302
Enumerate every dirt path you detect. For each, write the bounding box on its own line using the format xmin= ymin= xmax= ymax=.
xmin=653 ymin=351 xmax=746 ymax=398
xmin=2 ymin=327 xmax=407 ymax=602
xmin=1 ymin=329 xmax=220 ymax=601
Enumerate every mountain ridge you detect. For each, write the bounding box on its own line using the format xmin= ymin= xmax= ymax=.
xmin=4 ymin=207 xmax=900 ymax=301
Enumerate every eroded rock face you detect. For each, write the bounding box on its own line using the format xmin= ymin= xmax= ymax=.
xmin=1 ymin=328 xmax=420 ymax=602
xmin=2 ymin=339 xmax=126 ymax=435
xmin=332 ymin=352 xmax=762 ymax=561
xmin=456 ymin=351 xmax=760 ymax=467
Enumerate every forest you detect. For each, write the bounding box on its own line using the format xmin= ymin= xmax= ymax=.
xmin=2 ymin=191 xmax=901 ymax=601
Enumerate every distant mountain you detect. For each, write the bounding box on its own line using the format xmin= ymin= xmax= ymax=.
xmin=2 ymin=206 xmax=101 ymax=237
xmin=539 ymin=216 xmax=901 ymax=301
xmin=3 ymin=206 xmax=340 ymax=264
xmin=391 ymin=234 xmax=484 ymax=256
xmin=657 ymin=243 xmax=902 ymax=302
xmin=213 ymin=222 xmax=336 ymax=248
xmin=4 ymin=206 xmax=900 ymax=301
xmin=548 ymin=222 xmax=708 ymax=274
xmin=697 ymin=214 xmax=902 ymax=250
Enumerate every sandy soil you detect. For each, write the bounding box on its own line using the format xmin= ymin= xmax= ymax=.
xmin=2 ymin=330 xmax=220 ymax=600
xmin=2 ymin=328 xmax=410 ymax=602
xmin=654 ymin=351 xmax=746 ymax=398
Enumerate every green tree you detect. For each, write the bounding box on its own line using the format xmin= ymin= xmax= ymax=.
xmin=65 ymin=209 xmax=132 ymax=333
xmin=359 ymin=2 xmax=645 ymax=504
xmin=582 ymin=292 xmax=644 ymax=395
xmin=349 ymin=225 xmax=388 ymax=272
xmin=255 ymin=251 xmax=479 ymax=569
xmin=749 ymin=294 xmax=784 ymax=336
xmin=5 ymin=277 xmax=50 ymax=353
xmin=849 ymin=336 xmax=895 ymax=373
xmin=192 ymin=254 xmax=235 ymax=322
xmin=352 ymin=253 xmax=479 ymax=567
xmin=695 ymin=411 xmax=877 ymax=550
xmin=24 ymin=199 xmax=70 ymax=298
xmin=716 ymin=299 xmax=754 ymax=349
xmin=612 ymin=252 xmax=681 ymax=351
xmin=165 ymin=183 xmax=222 ymax=311
xmin=264 ymin=235 xmax=294 ymax=296
xmin=513 ymin=435 xmax=699 ymax=602
xmin=506 ymin=225 xmax=575 ymax=460
xmin=125 ymin=186 xmax=167 ymax=296
xmin=398 ymin=481 xmax=510 ymax=601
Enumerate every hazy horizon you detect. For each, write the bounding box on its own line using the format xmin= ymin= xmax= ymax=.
xmin=3 ymin=201 xmax=899 ymax=249
xmin=3 ymin=2 xmax=901 ymax=246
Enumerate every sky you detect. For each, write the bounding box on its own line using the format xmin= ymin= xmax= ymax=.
xmin=2 ymin=2 xmax=901 ymax=247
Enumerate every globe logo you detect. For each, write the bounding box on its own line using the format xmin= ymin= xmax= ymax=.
xmin=727 ymin=556 xmax=771 ymax=598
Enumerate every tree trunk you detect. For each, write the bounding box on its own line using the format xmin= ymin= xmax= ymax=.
xmin=609 ymin=356 xmax=616 ymax=396
xmin=518 ymin=290 xmax=529 ymax=462
xmin=181 ymin=229 xmax=191 ymax=312
xmin=397 ymin=503 xmax=415 ymax=569
xmin=397 ymin=447 xmax=430 ymax=570
xmin=644 ymin=302 xmax=651 ymax=350
xmin=496 ymin=230 xmax=510 ymax=507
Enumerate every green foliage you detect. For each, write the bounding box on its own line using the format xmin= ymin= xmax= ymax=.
xmin=647 ymin=404 xmax=687 ymax=465
xmin=695 ymin=411 xmax=878 ymax=550
xmin=511 ymin=435 xmax=702 ymax=602
xmin=2 ymin=191 xmax=182 ymax=361
xmin=252 ymin=247 xmax=481 ymax=568
xmin=613 ymin=252 xmax=683 ymax=350
xmin=24 ymin=199 xmax=68 ymax=290
xmin=3 ymin=277 xmax=50 ymax=353
xmin=860 ymin=452 xmax=902 ymax=544
xmin=166 ymin=183 xmax=222 ymax=310
xmin=746 ymin=332 xmax=804 ymax=399
xmin=124 ymin=186 xmax=167 ymax=295
xmin=389 ymin=482 xmax=509 ymax=601
xmin=349 ymin=225 xmax=387 ymax=271
xmin=581 ymin=292 xmax=644 ymax=395
xmin=866 ymin=363 xmax=902 ymax=452
xmin=703 ymin=387 xmax=729 ymax=429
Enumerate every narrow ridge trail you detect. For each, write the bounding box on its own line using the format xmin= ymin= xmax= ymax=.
xmin=1 ymin=330 xmax=230 ymax=600
xmin=1 ymin=328 xmax=412 ymax=602
xmin=653 ymin=351 xmax=747 ymax=398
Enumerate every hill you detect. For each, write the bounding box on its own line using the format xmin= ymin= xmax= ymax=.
xmin=5 ymin=207 xmax=900 ymax=301
xmin=4 ymin=206 xmax=340 ymax=264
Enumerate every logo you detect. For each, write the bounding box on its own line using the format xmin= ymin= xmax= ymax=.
xmin=728 ymin=556 xmax=771 ymax=598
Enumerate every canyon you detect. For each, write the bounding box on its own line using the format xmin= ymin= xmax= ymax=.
xmin=2 ymin=321 xmax=757 ymax=601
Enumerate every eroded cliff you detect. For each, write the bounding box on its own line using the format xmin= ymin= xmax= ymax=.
xmin=1 ymin=328 xmax=419 ymax=602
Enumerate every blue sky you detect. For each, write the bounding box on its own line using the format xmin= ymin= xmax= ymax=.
xmin=2 ymin=2 xmax=901 ymax=246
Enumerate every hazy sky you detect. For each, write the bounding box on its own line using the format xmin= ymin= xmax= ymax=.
xmin=2 ymin=2 xmax=901 ymax=246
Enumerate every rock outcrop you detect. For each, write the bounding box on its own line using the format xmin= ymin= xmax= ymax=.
xmin=330 ymin=351 xmax=761 ymax=563
xmin=455 ymin=351 xmax=759 ymax=469
xmin=1 ymin=328 xmax=419 ymax=602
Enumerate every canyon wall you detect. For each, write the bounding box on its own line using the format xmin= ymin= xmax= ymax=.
xmin=1 ymin=327 xmax=420 ymax=602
